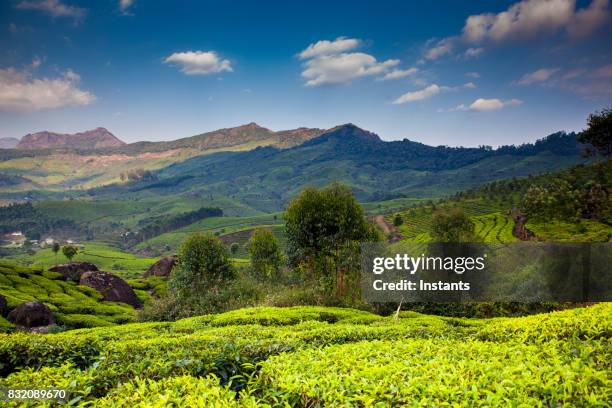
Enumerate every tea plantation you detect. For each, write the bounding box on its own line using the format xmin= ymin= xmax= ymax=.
xmin=0 ymin=262 xmax=157 ymax=331
xmin=0 ymin=303 xmax=609 ymax=406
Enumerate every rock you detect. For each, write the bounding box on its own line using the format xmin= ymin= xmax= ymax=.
xmin=80 ymin=271 xmax=142 ymax=308
xmin=143 ymin=256 xmax=176 ymax=278
xmin=0 ymin=294 xmax=7 ymax=317
xmin=49 ymin=262 xmax=99 ymax=282
xmin=7 ymin=301 xmax=54 ymax=327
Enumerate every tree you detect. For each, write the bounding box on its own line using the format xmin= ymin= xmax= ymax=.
xmin=578 ymin=107 xmax=611 ymax=159
xmin=521 ymin=180 xmax=581 ymax=221
xmin=247 ymin=228 xmax=284 ymax=278
xmin=169 ymin=233 xmax=233 ymax=296
xmin=285 ymin=183 xmax=379 ymax=298
xmin=393 ymin=214 xmax=404 ymax=227
xmin=62 ymin=245 xmax=78 ymax=262
xmin=230 ymin=242 xmax=240 ymax=256
xmin=52 ymin=242 xmax=60 ymax=263
xmin=431 ymin=208 xmax=476 ymax=242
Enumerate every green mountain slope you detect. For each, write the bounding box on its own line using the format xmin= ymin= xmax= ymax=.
xmin=91 ymin=124 xmax=585 ymax=212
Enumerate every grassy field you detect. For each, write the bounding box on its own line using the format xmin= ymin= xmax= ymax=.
xmin=527 ymin=219 xmax=612 ymax=242
xmin=135 ymin=213 xmax=284 ymax=255
xmin=0 ymin=304 xmax=608 ymax=406
xmin=4 ymin=242 xmax=156 ymax=280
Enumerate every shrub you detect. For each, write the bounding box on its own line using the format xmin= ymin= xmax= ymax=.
xmin=95 ymin=375 xmax=259 ymax=407
xmin=169 ymin=233 xmax=234 ymax=296
xmin=247 ymin=228 xmax=284 ymax=279
xmin=257 ymin=337 xmax=609 ymax=406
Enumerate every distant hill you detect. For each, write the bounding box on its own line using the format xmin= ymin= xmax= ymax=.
xmin=106 ymin=122 xmax=324 ymax=155
xmin=0 ymin=124 xmax=324 ymax=191
xmin=90 ymin=124 xmax=586 ymax=212
xmin=17 ymin=127 xmax=125 ymax=149
xmin=0 ymin=137 xmax=19 ymax=149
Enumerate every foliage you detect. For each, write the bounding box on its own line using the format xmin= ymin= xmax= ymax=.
xmin=257 ymin=337 xmax=607 ymax=406
xmin=0 ymin=202 xmax=77 ymax=237
xmin=521 ymin=162 xmax=611 ymax=223
xmin=129 ymin=207 xmax=223 ymax=244
xmin=61 ymin=245 xmax=78 ymax=262
xmin=95 ymin=375 xmax=259 ymax=407
xmin=392 ymin=213 xmax=403 ymax=227
xmin=246 ymin=228 xmax=284 ymax=278
xmin=431 ymin=208 xmax=476 ymax=242
xmin=285 ymin=183 xmax=379 ymax=300
xmin=0 ymin=304 xmax=608 ymax=406
xmin=169 ymin=233 xmax=234 ymax=297
xmin=578 ymin=107 xmax=611 ymax=159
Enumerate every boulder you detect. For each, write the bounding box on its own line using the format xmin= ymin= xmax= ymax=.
xmin=0 ymin=294 xmax=7 ymax=317
xmin=143 ymin=256 xmax=176 ymax=278
xmin=49 ymin=262 xmax=99 ymax=282
xmin=80 ymin=271 xmax=142 ymax=308
xmin=7 ymin=301 xmax=54 ymax=327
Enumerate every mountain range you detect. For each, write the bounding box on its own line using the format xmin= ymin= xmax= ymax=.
xmin=16 ymin=128 xmax=125 ymax=149
xmin=0 ymin=122 xmax=586 ymax=213
xmin=88 ymin=124 xmax=585 ymax=212
xmin=0 ymin=123 xmax=325 ymax=191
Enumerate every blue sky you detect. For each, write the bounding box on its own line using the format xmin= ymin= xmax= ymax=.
xmin=0 ymin=0 xmax=611 ymax=146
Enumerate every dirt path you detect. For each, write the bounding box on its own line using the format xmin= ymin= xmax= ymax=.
xmin=374 ymin=215 xmax=403 ymax=243
xmin=510 ymin=210 xmax=537 ymax=241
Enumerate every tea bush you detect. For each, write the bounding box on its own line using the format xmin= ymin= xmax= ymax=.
xmin=0 ymin=262 xmax=142 ymax=331
xmin=257 ymin=337 xmax=609 ymax=407
xmin=0 ymin=304 xmax=609 ymax=406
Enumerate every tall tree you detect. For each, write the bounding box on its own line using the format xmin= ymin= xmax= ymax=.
xmin=169 ymin=233 xmax=234 ymax=296
xmin=62 ymin=245 xmax=78 ymax=262
xmin=431 ymin=208 xmax=476 ymax=242
xmin=247 ymin=228 xmax=284 ymax=278
xmin=285 ymin=183 xmax=379 ymax=299
xmin=578 ymin=107 xmax=611 ymax=159
xmin=52 ymin=242 xmax=60 ymax=264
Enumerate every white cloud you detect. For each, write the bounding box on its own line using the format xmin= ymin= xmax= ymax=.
xmin=298 ymin=37 xmax=360 ymax=59
xmin=393 ymin=81 xmax=476 ymax=104
xmin=164 ymin=51 xmax=233 ymax=75
xmin=464 ymin=47 xmax=484 ymax=58
xmin=16 ymin=0 xmax=86 ymax=23
xmin=393 ymin=84 xmax=443 ymax=104
xmin=442 ymin=98 xmax=522 ymax=112
xmin=461 ymin=0 xmax=609 ymax=44
xmin=299 ymin=37 xmax=399 ymax=86
xmin=465 ymin=71 xmax=481 ymax=78
xmin=0 ymin=67 xmax=95 ymax=112
xmin=119 ymin=0 xmax=134 ymax=15
xmin=471 ymin=98 xmax=522 ymax=111
xmin=424 ymin=38 xmax=454 ymax=60
xmin=423 ymin=0 xmax=610 ymax=61
xmin=378 ymin=67 xmax=418 ymax=81
xmin=517 ymin=67 xmax=560 ymax=85
xmin=302 ymin=53 xmax=398 ymax=86
xmin=567 ymin=0 xmax=610 ymax=38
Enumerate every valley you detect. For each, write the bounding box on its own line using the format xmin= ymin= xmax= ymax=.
xmin=0 ymin=116 xmax=610 ymax=407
